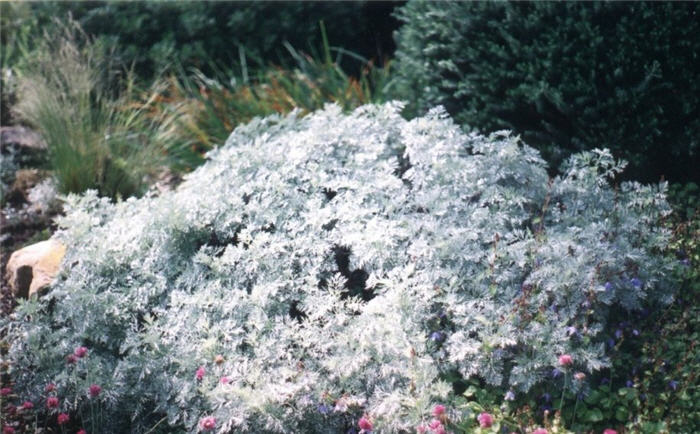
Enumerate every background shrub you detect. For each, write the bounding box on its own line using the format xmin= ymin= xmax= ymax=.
xmin=2 ymin=103 xmax=677 ymax=432
xmin=21 ymin=1 xmax=400 ymax=80
xmin=392 ymin=1 xmax=700 ymax=185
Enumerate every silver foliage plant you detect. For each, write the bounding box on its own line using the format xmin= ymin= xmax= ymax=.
xmin=3 ymin=103 xmax=675 ymax=433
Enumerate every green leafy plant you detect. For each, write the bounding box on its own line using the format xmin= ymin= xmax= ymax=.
xmin=150 ymin=27 xmax=392 ymax=164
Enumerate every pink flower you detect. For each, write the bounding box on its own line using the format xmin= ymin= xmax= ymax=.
xmin=46 ymin=396 xmax=59 ymax=409
xmin=45 ymin=383 xmax=56 ymax=393
xmin=3 ymin=426 xmax=16 ymax=434
xmin=199 ymin=416 xmax=216 ymax=431
xmin=57 ymin=413 xmax=70 ymax=425
xmin=478 ymin=412 xmax=494 ymax=428
xmin=77 ymin=430 xmax=87 ymax=434
xmin=603 ymin=430 xmax=618 ymax=434
xmin=66 ymin=354 xmax=78 ymax=364
xmin=574 ymin=372 xmax=586 ymax=381
xmin=219 ymin=376 xmax=230 ymax=384
xmin=0 ymin=388 xmax=11 ymax=396
xmin=428 ymin=419 xmax=443 ymax=430
xmin=532 ymin=429 xmax=548 ymax=434
xmin=195 ymin=366 xmax=206 ymax=381
xmin=432 ymin=404 xmax=446 ymax=417
xmin=89 ymin=384 xmax=102 ymax=398
xmin=74 ymin=347 xmax=88 ymax=358
xmin=358 ymin=416 xmax=373 ymax=432
xmin=21 ymin=401 xmax=34 ymax=410
xmin=558 ymin=354 xmax=573 ymax=366
xmin=416 ymin=425 xmax=427 ymax=434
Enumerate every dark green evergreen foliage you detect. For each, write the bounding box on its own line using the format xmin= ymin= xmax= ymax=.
xmin=29 ymin=1 xmax=400 ymax=79
xmin=393 ymin=1 xmax=700 ymax=184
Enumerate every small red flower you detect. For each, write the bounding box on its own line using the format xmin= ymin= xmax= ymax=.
xmin=195 ymin=366 xmax=206 ymax=381
xmin=45 ymin=383 xmax=56 ymax=393
xmin=428 ymin=419 xmax=442 ymax=430
xmin=21 ymin=401 xmax=34 ymax=410
xmin=46 ymin=396 xmax=59 ymax=409
xmin=74 ymin=347 xmax=88 ymax=358
xmin=478 ymin=412 xmax=494 ymax=428
xmin=432 ymin=404 xmax=446 ymax=417
xmin=220 ymin=376 xmax=230 ymax=384
xmin=3 ymin=426 xmax=16 ymax=434
xmin=199 ymin=416 xmax=216 ymax=431
xmin=0 ymin=388 xmax=11 ymax=396
xmin=66 ymin=354 xmax=78 ymax=364
xmin=558 ymin=354 xmax=573 ymax=366
xmin=77 ymin=430 xmax=87 ymax=434
xmin=89 ymin=384 xmax=102 ymax=398
xmin=603 ymin=430 xmax=618 ymax=434
xmin=57 ymin=413 xmax=70 ymax=425
xmin=358 ymin=416 xmax=373 ymax=432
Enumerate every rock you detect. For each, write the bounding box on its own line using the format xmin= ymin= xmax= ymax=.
xmin=5 ymin=239 xmax=66 ymax=298
xmin=0 ymin=126 xmax=46 ymax=151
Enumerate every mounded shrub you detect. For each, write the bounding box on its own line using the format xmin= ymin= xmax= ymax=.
xmin=392 ymin=1 xmax=700 ymax=184
xmin=2 ymin=103 xmax=676 ymax=432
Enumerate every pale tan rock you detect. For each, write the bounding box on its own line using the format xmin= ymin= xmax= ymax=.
xmin=6 ymin=239 xmax=66 ymax=298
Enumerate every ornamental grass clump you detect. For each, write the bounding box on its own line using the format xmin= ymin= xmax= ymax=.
xmin=1 ymin=103 xmax=676 ymax=432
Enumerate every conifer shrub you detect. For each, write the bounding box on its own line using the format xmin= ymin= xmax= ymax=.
xmin=1 ymin=103 xmax=677 ymax=432
xmin=392 ymin=1 xmax=700 ymax=184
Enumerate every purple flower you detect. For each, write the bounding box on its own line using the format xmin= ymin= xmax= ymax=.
xmin=607 ymin=338 xmax=616 ymax=348
xmin=601 ymin=378 xmax=610 ymax=385
xmin=630 ymin=278 xmax=642 ymax=288
xmin=317 ymin=404 xmax=331 ymax=414
xmin=632 ymin=329 xmax=640 ymax=336
xmin=541 ymin=393 xmax=551 ymax=402
xmin=615 ymin=329 xmax=623 ymax=339
xmin=552 ymin=368 xmax=562 ymax=378
xmin=605 ymin=282 xmax=614 ymax=292
xmin=504 ymin=390 xmax=515 ymax=401
xmin=626 ymin=380 xmax=634 ymax=388
xmin=669 ymin=380 xmax=678 ymax=391
xmin=429 ymin=331 xmax=446 ymax=342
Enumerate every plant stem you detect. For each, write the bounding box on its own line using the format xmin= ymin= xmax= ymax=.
xmin=559 ymin=371 xmax=568 ymax=413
